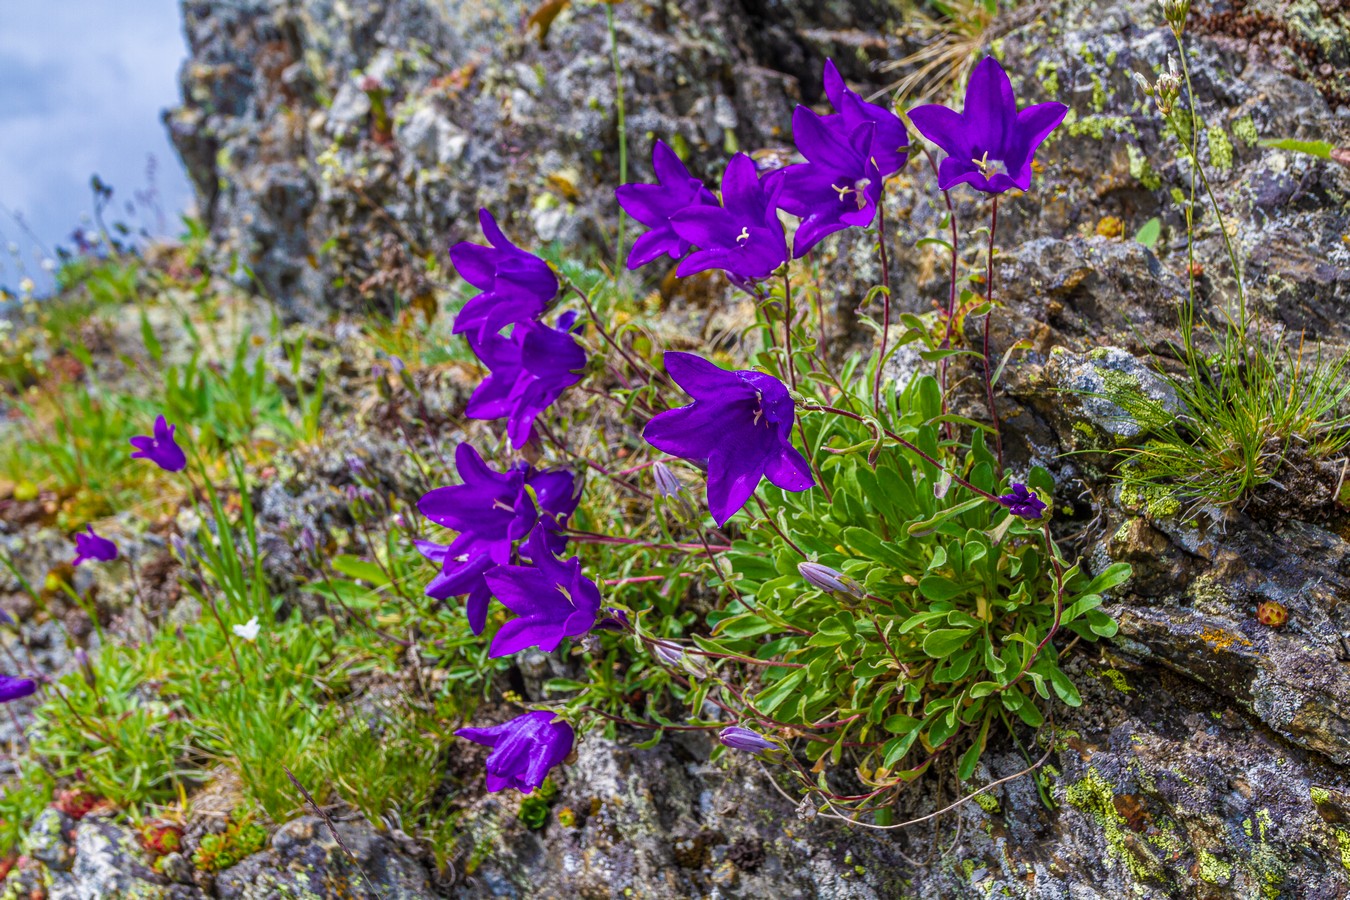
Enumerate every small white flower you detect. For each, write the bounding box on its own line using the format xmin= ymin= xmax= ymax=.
xmin=232 ymin=617 xmax=261 ymax=642
xmin=18 ymin=278 xmax=34 ymax=295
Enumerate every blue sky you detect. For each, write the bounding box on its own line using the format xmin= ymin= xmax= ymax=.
xmin=0 ymin=1 xmax=191 ymax=289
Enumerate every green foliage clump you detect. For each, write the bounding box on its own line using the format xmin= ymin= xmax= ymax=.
xmin=192 ymin=814 xmax=268 ymax=872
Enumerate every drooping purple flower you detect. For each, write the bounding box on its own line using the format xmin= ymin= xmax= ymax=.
xmin=0 ymin=676 xmax=37 ymax=704
xmin=907 ymin=56 xmax=1068 ymax=195
xmin=129 ymin=415 xmax=187 ymax=472
xmin=456 ymin=710 xmax=574 ymax=794
xmin=643 ymin=352 xmax=813 ymax=526
xmin=719 ymin=725 xmax=776 ymax=753
xmin=467 ymin=313 xmax=587 ymax=449
xmin=450 ymin=209 xmax=558 ymax=339
xmin=669 ymin=153 xmax=789 ymax=281
xmin=527 ymin=466 xmax=582 ymax=553
xmin=616 ymin=140 xmax=718 ymax=270
xmin=418 ymin=444 xmax=537 ymax=566
xmin=72 ymin=526 xmax=118 ymax=567
xmin=821 ymin=59 xmax=910 ymax=178
xmin=997 ymin=483 xmax=1047 ymax=520
xmin=485 ymin=529 xmax=600 ymax=657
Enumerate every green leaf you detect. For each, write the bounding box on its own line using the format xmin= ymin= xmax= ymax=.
xmin=882 ymin=730 xmax=921 ymax=767
xmin=907 ymin=497 xmax=986 ymax=536
xmin=921 ymin=627 xmax=974 ymax=658
xmin=917 ymin=575 xmax=966 ymax=602
xmin=1081 ymin=562 xmax=1132 ymax=596
xmin=1258 ymin=137 xmax=1333 ymax=159
xmin=1048 ymin=667 xmax=1083 ymax=707
xmin=1134 ymin=217 xmax=1161 ymax=248
xmin=754 ymin=669 xmax=806 ymax=715
xmin=542 ymin=679 xmax=589 ymax=693
xmin=883 ymin=714 xmax=921 ymax=735
xmin=330 ymin=555 xmax=389 ymax=588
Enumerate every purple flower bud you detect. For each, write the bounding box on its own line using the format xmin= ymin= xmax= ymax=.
xmin=798 ymin=561 xmax=864 ymax=599
xmin=75 ymin=648 xmax=96 ymax=689
xmin=652 ymin=462 xmax=683 ymax=500
xmin=595 ymin=607 xmax=631 ymax=632
xmin=997 ymin=483 xmax=1047 ymax=520
xmin=0 ymin=675 xmax=37 ymax=704
xmin=297 ymin=527 xmax=318 ymax=555
xmin=170 ymin=534 xmax=189 ymax=560
xmin=389 ymin=355 xmax=406 ymax=374
xmin=346 ymin=455 xmax=366 ymax=474
xmin=345 ymin=484 xmax=360 ymax=502
xmin=719 ymin=726 xmax=777 ymax=753
xmin=72 ymin=526 xmax=118 ymax=567
xmin=651 ymin=641 xmax=684 ymax=667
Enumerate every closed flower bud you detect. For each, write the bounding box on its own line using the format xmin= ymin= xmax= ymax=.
xmin=1160 ymin=0 xmax=1190 ymax=33
xmin=75 ymin=648 xmax=96 ymax=689
xmin=651 ymin=640 xmax=684 ymax=667
xmin=719 ymin=726 xmax=777 ymax=753
xmin=798 ymin=561 xmax=865 ymax=599
xmin=1132 ymin=72 xmax=1155 ymax=98
xmin=652 ymin=462 xmax=695 ymax=518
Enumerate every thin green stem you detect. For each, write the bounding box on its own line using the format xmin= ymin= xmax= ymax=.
xmin=983 ymin=197 xmax=1004 ymax=470
xmin=605 ymin=4 xmax=628 ymax=267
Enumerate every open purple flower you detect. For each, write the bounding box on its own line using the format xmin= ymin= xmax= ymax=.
xmin=451 ymin=209 xmax=558 ymax=339
xmin=485 ymin=529 xmax=600 ymax=657
xmin=719 ymin=726 xmax=776 ymax=753
xmin=997 ymin=483 xmax=1047 ymax=520
xmin=72 ymin=526 xmax=118 ymax=567
xmin=778 ymin=108 xmax=885 ymax=257
xmin=527 ymin=466 xmax=581 ymax=554
xmin=418 ymin=443 xmax=537 ymax=565
xmin=129 ymin=415 xmax=187 ymax=472
xmin=456 ymin=710 xmax=574 ymax=794
xmin=467 ymin=313 xmax=587 ymax=449
xmin=821 ymin=60 xmax=910 ymax=178
xmin=416 ymin=539 xmax=497 ymax=634
xmin=616 ymin=140 xmax=718 ymax=270
xmin=0 ymin=676 xmax=36 ymax=704
xmin=644 ymin=353 xmax=813 ymax=526
xmin=670 ymin=153 xmax=789 ymax=281
xmin=907 ymin=56 xmax=1067 ymax=195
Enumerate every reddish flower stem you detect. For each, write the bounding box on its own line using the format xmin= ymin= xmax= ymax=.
xmin=983 ymin=197 xmax=1004 ymax=470
xmin=871 ymin=200 xmax=892 ymax=414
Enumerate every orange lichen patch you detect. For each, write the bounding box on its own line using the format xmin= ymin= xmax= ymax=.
xmin=1199 ymin=627 xmax=1253 ymax=652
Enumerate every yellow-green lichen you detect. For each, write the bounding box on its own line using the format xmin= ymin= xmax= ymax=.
xmin=1232 ymin=115 xmax=1259 ymax=147
xmin=1197 ymin=850 xmax=1233 ymax=884
xmin=1207 ymin=126 xmax=1234 ymax=171
xmin=1098 ymin=668 xmax=1134 ymax=693
xmin=1119 ymin=481 xmax=1181 ymax=518
xmin=1127 ymin=144 xmax=1162 ymax=190
xmin=1065 ymin=769 xmax=1164 ymax=882
xmin=974 ymin=792 xmax=1001 ymax=813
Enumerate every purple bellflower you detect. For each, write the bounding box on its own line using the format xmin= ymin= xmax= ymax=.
xmin=450 ymin=209 xmax=558 ymax=339
xmin=643 ymin=352 xmax=813 ymax=526
xmin=467 ymin=312 xmax=587 ymax=449
xmin=719 ymin=725 xmax=776 ymax=753
xmin=418 ymin=443 xmax=537 ymax=565
xmin=615 ymin=140 xmax=718 ymax=269
xmin=821 ymin=60 xmax=910 ymax=177
xmin=456 ymin=710 xmax=574 ymax=794
xmin=485 ymin=529 xmax=600 ymax=657
xmin=72 ymin=526 xmax=118 ymax=567
xmin=669 ymin=153 xmax=789 ymax=281
xmin=907 ymin=56 xmax=1068 ymax=195
xmin=998 ymin=483 xmax=1047 ymax=520
xmin=129 ymin=415 xmax=187 ymax=472
xmin=778 ymin=61 xmax=910 ymax=256
xmin=416 ymin=539 xmax=497 ymax=633
xmin=0 ymin=676 xmax=37 ymax=704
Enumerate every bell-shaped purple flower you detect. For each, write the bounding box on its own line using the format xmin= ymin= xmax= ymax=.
xmin=467 ymin=312 xmax=587 ymax=449
xmin=997 ymin=483 xmax=1047 ymax=520
xmin=907 ymin=56 xmax=1067 ymax=195
xmin=669 ymin=153 xmax=789 ymax=281
xmin=719 ymin=725 xmax=776 ymax=753
xmin=821 ymin=60 xmax=910 ymax=178
xmin=0 ymin=676 xmax=36 ymax=703
xmin=485 ymin=529 xmax=600 ymax=657
xmin=418 ymin=444 xmax=537 ymax=566
xmin=451 ymin=209 xmax=558 ymax=339
xmin=527 ymin=466 xmax=582 ymax=553
xmin=643 ymin=352 xmax=813 ymax=526
xmin=416 ymin=539 xmax=497 ymax=634
xmin=129 ymin=415 xmax=187 ymax=472
xmin=72 ymin=526 xmax=118 ymax=567
xmin=616 ymin=140 xmax=718 ymax=270
xmin=777 ymin=108 xmax=885 ymax=258
xmin=456 ymin=710 xmax=574 ymax=794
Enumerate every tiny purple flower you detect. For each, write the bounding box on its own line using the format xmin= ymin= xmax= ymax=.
xmin=669 ymin=153 xmax=789 ymax=282
xmin=467 ymin=313 xmax=587 ymax=449
xmin=0 ymin=675 xmax=37 ymax=704
xmin=643 ymin=352 xmax=813 ymax=526
xmin=450 ymin=209 xmax=558 ymax=339
xmin=456 ymin=710 xmax=574 ymax=794
xmin=907 ymin=56 xmax=1068 ymax=195
xmin=129 ymin=415 xmax=187 ymax=472
xmin=72 ymin=526 xmax=118 ymax=567
xmin=485 ymin=529 xmax=601 ymax=657
xmin=719 ymin=725 xmax=776 ymax=753
xmin=997 ymin=483 xmax=1047 ymax=520
xmin=616 ymin=140 xmax=718 ymax=270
